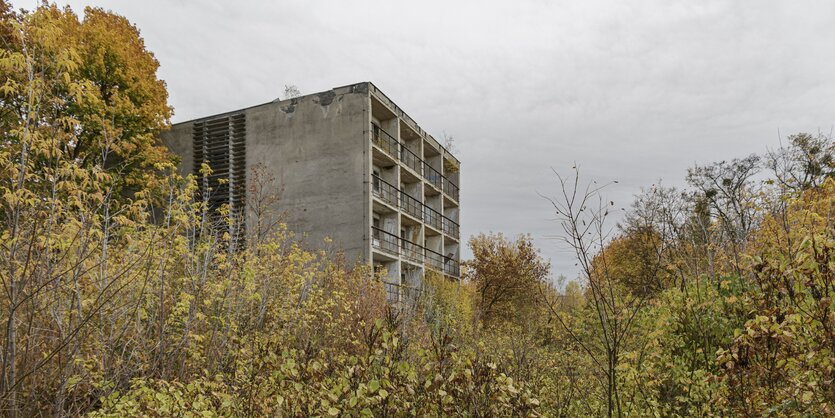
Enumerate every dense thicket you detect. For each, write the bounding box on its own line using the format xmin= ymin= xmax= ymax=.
xmin=2 ymin=3 xmax=835 ymax=417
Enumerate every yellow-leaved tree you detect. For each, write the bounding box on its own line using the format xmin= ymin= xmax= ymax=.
xmin=716 ymin=178 xmax=835 ymax=415
xmin=0 ymin=2 xmax=173 ymax=205
xmin=0 ymin=2 xmax=171 ymax=414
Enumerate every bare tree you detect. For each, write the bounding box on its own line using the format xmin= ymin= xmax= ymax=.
xmin=686 ymin=155 xmax=761 ymax=273
xmin=246 ymin=163 xmax=285 ymax=249
xmin=442 ymin=131 xmax=457 ymax=154
xmin=766 ymin=132 xmax=834 ymax=193
xmin=541 ymin=166 xmax=651 ymax=418
xmin=283 ymin=84 xmax=301 ymax=100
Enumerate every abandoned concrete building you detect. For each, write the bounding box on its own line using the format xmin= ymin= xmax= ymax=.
xmin=161 ymin=82 xmax=461 ymax=302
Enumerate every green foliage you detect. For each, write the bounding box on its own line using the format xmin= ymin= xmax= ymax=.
xmin=614 ymin=276 xmax=747 ymax=416
xmin=423 ymin=271 xmax=476 ymax=340
xmin=91 ymin=325 xmax=541 ymax=417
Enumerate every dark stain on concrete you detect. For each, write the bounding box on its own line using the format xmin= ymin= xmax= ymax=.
xmin=317 ymin=91 xmax=336 ymax=107
xmin=280 ymin=98 xmax=298 ymax=114
xmin=352 ymin=83 xmax=369 ymax=94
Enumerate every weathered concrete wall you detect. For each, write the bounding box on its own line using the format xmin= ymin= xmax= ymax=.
xmin=160 ymin=85 xmax=370 ymax=263
xmin=162 ymin=122 xmax=194 ymax=179
xmin=160 ymin=81 xmax=462 ymax=281
xmin=247 ymin=87 xmax=368 ymax=262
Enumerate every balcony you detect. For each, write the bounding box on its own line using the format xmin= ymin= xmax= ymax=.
xmin=370 ymin=123 xmax=460 ymax=201
xmin=443 ymin=176 xmax=459 ymax=202
xmin=443 ymin=258 xmax=460 ymax=277
xmin=384 ymin=281 xmax=422 ymax=305
xmin=401 ymin=238 xmax=424 ymax=264
xmin=442 ymin=216 xmax=459 ymax=239
xmin=372 ymin=226 xmax=399 ymax=256
xmin=372 ymin=124 xmax=399 ymax=158
xmin=368 ymin=176 xmax=458 ymax=238
xmin=372 ymin=175 xmax=398 ymax=208
xmin=424 ymin=163 xmax=443 ymax=190
xmin=372 ymin=226 xmax=459 ymax=278
xmin=400 ymin=145 xmax=423 ymax=175
xmin=400 ymin=191 xmax=422 ymax=220
xmin=424 ymin=248 xmax=444 ymax=272
xmin=423 ymin=205 xmax=442 ymax=232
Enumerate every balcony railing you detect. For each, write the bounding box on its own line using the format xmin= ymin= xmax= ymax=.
xmin=384 ymin=281 xmax=422 ymax=305
xmin=423 ymin=205 xmax=442 ymax=231
xmin=400 ymin=145 xmax=422 ymax=174
xmin=442 ymin=216 xmax=460 ymax=238
xmin=370 ymin=124 xmax=459 ymax=202
xmin=372 ymin=226 xmax=399 ymax=256
xmin=400 ymin=191 xmax=422 ymax=220
xmin=369 ymin=177 xmax=458 ymax=238
xmin=384 ymin=281 xmax=399 ymax=303
xmin=443 ymin=176 xmax=459 ymax=202
xmin=372 ymin=124 xmax=399 ymax=158
xmin=424 ymin=248 xmax=444 ymax=271
xmin=424 ymin=163 xmax=443 ymax=189
xmin=372 ymin=226 xmax=459 ymax=277
xmin=402 ymin=284 xmax=422 ymax=303
xmin=444 ymin=259 xmax=460 ymax=277
xmin=372 ymin=175 xmax=398 ymax=208
xmin=401 ymin=238 xmax=424 ymax=264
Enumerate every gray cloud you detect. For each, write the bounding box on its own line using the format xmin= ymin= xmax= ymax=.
xmin=15 ymin=0 xmax=835 ymax=279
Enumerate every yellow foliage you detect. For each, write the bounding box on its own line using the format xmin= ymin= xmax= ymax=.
xmin=590 ymin=227 xmax=673 ymax=298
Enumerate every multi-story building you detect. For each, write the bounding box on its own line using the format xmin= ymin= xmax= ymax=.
xmin=161 ymin=82 xmax=461 ymax=302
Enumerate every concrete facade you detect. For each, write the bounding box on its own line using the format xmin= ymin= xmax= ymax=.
xmin=161 ymin=82 xmax=461 ymax=302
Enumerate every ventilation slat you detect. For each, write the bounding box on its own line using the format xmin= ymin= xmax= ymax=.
xmin=193 ymin=113 xmax=247 ymax=245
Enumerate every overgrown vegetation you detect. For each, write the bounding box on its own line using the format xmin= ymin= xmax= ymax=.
xmin=2 ymin=2 xmax=835 ymax=416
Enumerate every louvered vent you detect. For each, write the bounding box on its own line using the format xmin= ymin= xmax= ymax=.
xmin=193 ymin=113 xmax=247 ymax=236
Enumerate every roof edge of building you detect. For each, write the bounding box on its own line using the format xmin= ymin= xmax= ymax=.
xmin=168 ymin=81 xmax=461 ymax=165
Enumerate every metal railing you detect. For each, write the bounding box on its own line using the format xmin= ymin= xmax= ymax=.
xmin=372 ymin=227 xmax=459 ymax=277
xmin=423 ymin=205 xmax=443 ymax=231
xmin=400 ymin=191 xmax=422 ymax=219
xmin=444 ymin=259 xmax=460 ymax=277
xmin=443 ymin=176 xmax=459 ymax=202
xmin=372 ymin=124 xmax=399 ymax=158
xmin=442 ymin=216 xmax=460 ymax=238
xmin=401 ymin=238 xmax=424 ymax=263
xmin=402 ymin=284 xmax=422 ymax=305
xmin=372 ymin=226 xmax=399 ymax=255
xmin=384 ymin=281 xmax=400 ymax=303
xmin=371 ymin=124 xmax=460 ymax=201
xmin=370 ymin=176 xmax=459 ymax=239
xmin=424 ymin=248 xmax=444 ymax=271
xmin=372 ymin=175 xmax=398 ymax=207
xmin=400 ymin=145 xmax=422 ymax=174
xmin=384 ymin=281 xmax=422 ymax=305
xmin=424 ymin=163 xmax=443 ymax=189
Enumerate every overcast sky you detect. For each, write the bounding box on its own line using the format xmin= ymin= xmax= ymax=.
xmin=12 ymin=0 xmax=835 ymax=279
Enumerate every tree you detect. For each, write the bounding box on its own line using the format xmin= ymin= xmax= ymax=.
xmin=620 ymin=184 xmax=715 ymax=289
xmin=717 ymin=178 xmax=835 ymax=415
xmin=442 ymin=131 xmax=457 ymax=154
xmin=0 ymin=1 xmax=12 ymax=42
xmin=465 ymin=233 xmax=550 ymax=327
xmin=766 ymin=132 xmax=835 ymax=193
xmin=686 ymin=155 xmax=762 ymax=273
xmin=283 ymin=84 xmax=300 ymax=99
xmin=0 ymin=3 xmax=173 ymax=205
xmin=544 ymin=167 xmax=651 ymax=418
xmin=590 ymin=228 xmax=672 ymax=298
xmin=0 ymin=4 xmax=172 ymax=413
